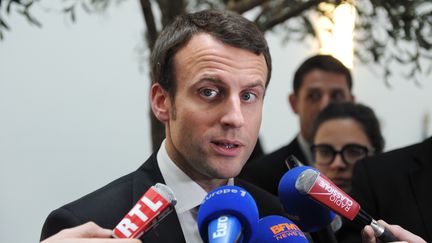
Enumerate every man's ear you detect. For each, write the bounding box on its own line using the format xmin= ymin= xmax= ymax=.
xmin=151 ymin=83 xmax=170 ymax=122
xmin=288 ymin=93 xmax=299 ymax=114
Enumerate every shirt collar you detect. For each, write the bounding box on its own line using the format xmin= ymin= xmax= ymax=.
xmin=297 ymin=134 xmax=314 ymax=164
xmin=157 ymin=140 xmax=234 ymax=214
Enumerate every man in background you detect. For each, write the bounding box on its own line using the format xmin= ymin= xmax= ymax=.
xmin=241 ymin=54 xmax=354 ymax=196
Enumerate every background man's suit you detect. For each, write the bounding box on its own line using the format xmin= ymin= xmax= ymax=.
xmin=239 ymin=137 xmax=308 ymax=196
xmin=338 ymin=137 xmax=432 ymax=243
xmin=40 ymin=153 xmax=285 ymax=242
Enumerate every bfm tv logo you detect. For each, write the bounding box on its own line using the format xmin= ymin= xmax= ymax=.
xmin=269 ymin=223 xmax=306 ymax=240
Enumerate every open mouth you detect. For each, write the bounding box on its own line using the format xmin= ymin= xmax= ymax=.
xmin=212 ymin=141 xmax=239 ymax=149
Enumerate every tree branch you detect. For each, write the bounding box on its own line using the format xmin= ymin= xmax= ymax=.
xmin=156 ymin=0 xmax=185 ymax=27
xmin=139 ymin=0 xmax=158 ymax=50
xmin=226 ymin=0 xmax=268 ymax=14
xmin=257 ymin=0 xmax=325 ymax=31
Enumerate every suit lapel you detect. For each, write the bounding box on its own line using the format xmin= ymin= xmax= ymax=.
xmin=133 ymin=154 xmax=186 ymax=243
xmin=291 ymin=138 xmax=308 ymax=165
xmin=409 ymin=138 xmax=432 ymax=242
xmin=142 ymin=212 xmax=186 ymax=243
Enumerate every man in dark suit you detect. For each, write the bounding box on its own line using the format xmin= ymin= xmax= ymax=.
xmin=40 ymin=10 xmax=283 ymax=242
xmin=240 ymin=55 xmax=355 ymax=196
xmin=338 ymin=137 xmax=432 ymax=243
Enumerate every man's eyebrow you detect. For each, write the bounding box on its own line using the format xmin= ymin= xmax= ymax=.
xmin=195 ymin=77 xmax=265 ymax=90
xmin=197 ymin=76 xmax=224 ymax=85
xmin=245 ymin=81 xmax=265 ymax=89
xmin=306 ymin=87 xmax=321 ymax=91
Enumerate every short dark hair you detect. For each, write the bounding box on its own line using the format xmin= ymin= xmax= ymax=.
xmin=293 ymin=55 xmax=352 ymax=94
xmin=312 ymin=102 xmax=385 ymax=154
xmin=150 ymin=10 xmax=272 ymax=99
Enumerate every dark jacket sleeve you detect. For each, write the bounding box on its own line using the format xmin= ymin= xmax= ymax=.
xmin=40 ymin=207 xmax=84 ymax=241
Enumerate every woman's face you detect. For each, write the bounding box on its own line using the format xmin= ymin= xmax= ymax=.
xmin=313 ymin=118 xmax=373 ymax=192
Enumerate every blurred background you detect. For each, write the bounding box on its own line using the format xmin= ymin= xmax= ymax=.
xmin=0 ymin=1 xmax=431 ymax=242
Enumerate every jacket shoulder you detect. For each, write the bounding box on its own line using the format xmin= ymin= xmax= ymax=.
xmin=40 ymin=170 xmax=145 ymax=240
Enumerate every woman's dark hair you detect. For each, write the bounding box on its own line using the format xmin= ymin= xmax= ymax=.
xmin=312 ymin=102 xmax=385 ymax=153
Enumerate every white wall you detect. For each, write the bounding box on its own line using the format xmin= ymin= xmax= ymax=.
xmin=1 ymin=1 xmax=431 ymax=242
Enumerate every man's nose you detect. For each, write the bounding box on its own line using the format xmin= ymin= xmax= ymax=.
xmin=220 ymin=96 xmax=245 ymax=128
xmin=319 ymin=95 xmax=331 ymax=110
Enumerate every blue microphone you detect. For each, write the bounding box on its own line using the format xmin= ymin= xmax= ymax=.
xmin=278 ymin=166 xmax=336 ymax=232
xmin=197 ymin=185 xmax=259 ymax=243
xmin=250 ymin=215 xmax=309 ymax=243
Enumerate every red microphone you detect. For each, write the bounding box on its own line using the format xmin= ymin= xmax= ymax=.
xmin=295 ymin=169 xmax=398 ymax=242
xmin=112 ymin=183 xmax=177 ymax=239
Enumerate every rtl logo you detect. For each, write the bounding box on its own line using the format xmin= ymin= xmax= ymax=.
xmin=113 ymin=187 xmax=170 ymax=238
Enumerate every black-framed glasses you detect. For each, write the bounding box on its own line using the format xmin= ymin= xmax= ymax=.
xmin=311 ymin=143 xmax=370 ymax=165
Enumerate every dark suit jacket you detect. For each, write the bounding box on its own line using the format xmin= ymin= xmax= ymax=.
xmin=338 ymin=137 xmax=432 ymax=243
xmin=40 ymin=153 xmax=285 ymax=242
xmin=239 ymin=137 xmax=308 ymax=196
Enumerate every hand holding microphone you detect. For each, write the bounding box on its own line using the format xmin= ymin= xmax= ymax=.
xmin=197 ymin=185 xmax=259 ymax=243
xmin=294 ymin=168 xmax=398 ymax=242
xmin=41 ymin=222 xmax=141 ymax=243
xmin=361 ymin=220 xmax=426 ymax=243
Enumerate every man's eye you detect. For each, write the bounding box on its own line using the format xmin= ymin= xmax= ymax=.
xmin=199 ymin=88 xmax=219 ymax=98
xmin=331 ymin=91 xmax=347 ymax=102
xmin=241 ymin=92 xmax=257 ymax=102
xmin=307 ymin=91 xmax=321 ymax=101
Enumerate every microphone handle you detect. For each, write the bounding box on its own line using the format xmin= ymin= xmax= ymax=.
xmin=371 ymin=219 xmax=398 ymax=242
xmin=285 ymin=155 xmax=301 ymax=169
xmin=353 ymin=208 xmax=372 ymax=226
xmin=377 ymin=228 xmax=398 ymax=242
xmin=355 ymin=209 xmax=398 ymax=242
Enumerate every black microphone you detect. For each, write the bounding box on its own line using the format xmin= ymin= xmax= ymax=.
xmin=295 ymin=168 xmax=398 ymax=242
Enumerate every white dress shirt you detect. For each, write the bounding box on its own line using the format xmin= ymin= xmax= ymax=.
xmin=157 ymin=140 xmax=234 ymax=243
xmin=297 ymin=134 xmax=314 ymax=165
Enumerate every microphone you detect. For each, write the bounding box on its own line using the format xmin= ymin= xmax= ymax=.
xmin=197 ymin=185 xmax=259 ymax=243
xmin=295 ymin=168 xmax=398 ymax=242
xmin=278 ymin=165 xmax=336 ymax=232
xmin=250 ymin=215 xmax=309 ymax=243
xmin=112 ymin=183 xmax=177 ymax=239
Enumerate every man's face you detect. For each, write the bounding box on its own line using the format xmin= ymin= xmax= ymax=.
xmin=289 ymin=69 xmax=354 ymax=143
xmin=152 ymin=33 xmax=267 ymax=185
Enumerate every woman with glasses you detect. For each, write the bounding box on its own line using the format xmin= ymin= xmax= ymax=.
xmin=311 ymin=102 xmax=384 ymax=193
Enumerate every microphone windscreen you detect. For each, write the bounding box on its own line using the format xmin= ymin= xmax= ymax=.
xmin=197 ymin=185 xmax=259 ymax=243
xmin=278 ymin=166 xmax=335 ymax=232
xmin=251 ymin=215 xmax=309 ymax=243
